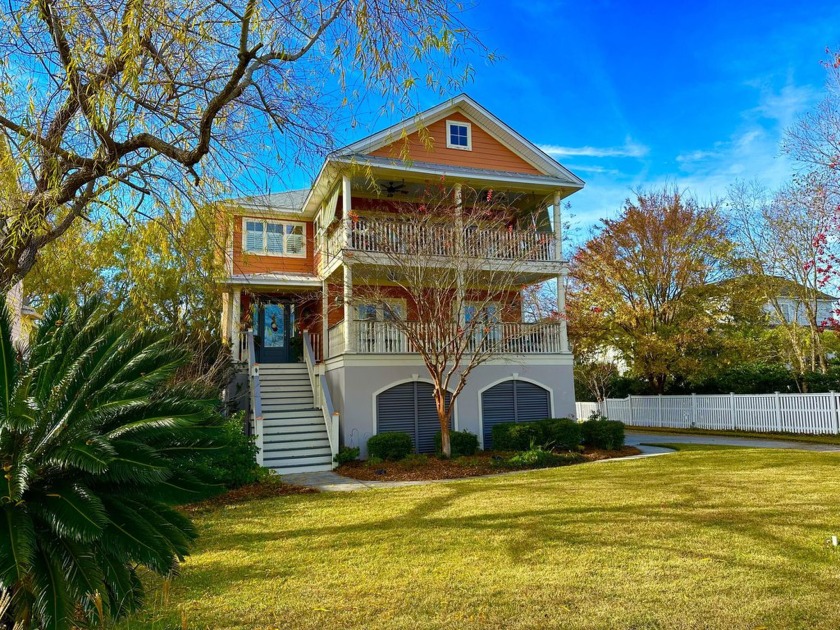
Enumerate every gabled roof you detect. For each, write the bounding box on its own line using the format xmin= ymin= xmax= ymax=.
xmin=333 ymin=94 xmax=584 ymax=187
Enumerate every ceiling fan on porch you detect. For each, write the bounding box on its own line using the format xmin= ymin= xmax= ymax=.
xmin=382 ymin=180 xmax=409 ymax=197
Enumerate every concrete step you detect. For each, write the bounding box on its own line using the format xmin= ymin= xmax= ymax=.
xmin=263 ymin=453 xmax=333 ymax=468
xmin=262 ymin=398 xmax=315 ymax=408
xmin=271 ymin=462 xmax=334 ymax=475
xmin=264 ymin=431 xmax=329 ymax=444
xmin=263 ymin=441 xmax=331 ymax=455
xmin=259 ymin=364 xmax=308 ymax=373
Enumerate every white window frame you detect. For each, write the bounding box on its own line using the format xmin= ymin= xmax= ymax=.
xmin=445 ymin=119 xmax=472 ymax=151
xmin=242 ymin=218 xmax=307 ymax=258
xmin=356 ymin=299 xmax=407 ymax=322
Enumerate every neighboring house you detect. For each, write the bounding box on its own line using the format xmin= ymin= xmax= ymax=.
xmin=218 ymin=94 xmax=583 ymax=472
xmin=5 ymin=281 xmax=39 ymax=350
xmin=762 ymin=282 xmax=838 ymax=328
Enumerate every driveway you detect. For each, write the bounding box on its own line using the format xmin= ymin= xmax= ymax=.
xmin=626 ymin=430 xmax=840 ymax=452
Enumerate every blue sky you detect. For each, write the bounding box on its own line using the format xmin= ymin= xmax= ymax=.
xmin=281 ymin=0 xmax=840 ymax=239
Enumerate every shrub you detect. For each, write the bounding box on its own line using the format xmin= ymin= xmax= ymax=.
xmin=501 ymin=446 xmax=584 ymax=469
xmin=367 ymin=432 xmax=413 ymax=461
xmin=491 ymin=419 xmax=581 ymax=452
xmin=581 ymin=416 xmax=625 ymax=450
xmin=180 ymin=411 xmax=266 ymax=489
xmin=540 ymin=418 xmax=582 ymax=451
xmin=434 ymin=429 xmax=480 ymax=457
xmin=492 ymin=421 xmax=547 ymax=451
xmin=334 ymin=446 xmax=361 ymax=465
xmin=0 ymin=296 xmax=227 ymax=629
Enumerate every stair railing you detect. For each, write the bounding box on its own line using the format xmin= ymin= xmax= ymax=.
xmin=303 ymin=332 xmax=340 ymax=468
xmin=245 ymin=331 xmax=264 ymax=466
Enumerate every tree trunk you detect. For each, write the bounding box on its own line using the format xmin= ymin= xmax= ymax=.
xmin=434 ymin=388 xmax=451 ymax=458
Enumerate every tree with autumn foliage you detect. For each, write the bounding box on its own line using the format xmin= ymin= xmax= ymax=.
xmin=0 ymin=0 xmax=484 ymax=291
xmin=569 ymin=187 xmax=752 ymax=394
xmin=728 ymin=177 xmax=840 ymax=377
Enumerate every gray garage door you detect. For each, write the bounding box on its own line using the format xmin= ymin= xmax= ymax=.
xmin=376 ymin=381 xmax=452 ymax=453
xmin=481 ymin=380 xmax=551 ymax=449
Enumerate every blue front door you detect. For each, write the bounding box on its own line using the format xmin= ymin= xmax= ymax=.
xmin=257 ymin=301 xmax=291 ymax=363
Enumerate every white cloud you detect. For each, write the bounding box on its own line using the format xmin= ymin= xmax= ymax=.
xmin=676 ymin=149 xmax=722 ymax=163
xmin=539 ymin=137 xmax=649 ymax=159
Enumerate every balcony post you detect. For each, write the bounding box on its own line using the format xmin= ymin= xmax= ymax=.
xmin=231 ymin=287 xmax=242 ymax=362
xmin=454 ymin=183 xmax=465 ymax=325
xmin=558 ymin=269 xmax=570 ymax=353
xmin=343 ymin=263 xmax=355 ymax=352
xmin=342 ymin=174 xmax=352 ymax=248
xmin=322 ymin=279 xmax=330 ymax=360
xmin=221 ymin=290 xmax=231 ymax=346
xmin=553 ymin=190 xmax=563 ymax=261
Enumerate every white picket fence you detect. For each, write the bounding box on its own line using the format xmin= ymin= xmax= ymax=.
xmin=575 ymin=402 xmax=601 ymax=419
xmin=590 ymin=392 xmax=840 ymax=435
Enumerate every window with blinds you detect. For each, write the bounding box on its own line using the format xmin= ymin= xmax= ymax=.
xmin=242 ymin=219 xmax=306 ymax=257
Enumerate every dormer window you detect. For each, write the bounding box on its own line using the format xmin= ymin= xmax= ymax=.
xmin=446 ymin=120 xmax=472 ymax=150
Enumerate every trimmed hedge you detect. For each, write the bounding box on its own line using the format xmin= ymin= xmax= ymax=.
xmin=434 ymin=430 xmax=480 ymax=457
xmin=491 ymin=418 xmax=581 ymax=452
xmin=367 ymin=432 xmax=413 ymax=461
xmin=580 ymin=418 xmax=625 ymax=450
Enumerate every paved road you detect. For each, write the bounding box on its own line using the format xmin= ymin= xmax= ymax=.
xmin=626 ymin=430 xmax=840 ymax=452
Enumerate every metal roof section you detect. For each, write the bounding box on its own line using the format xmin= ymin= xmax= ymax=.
xmin=227 ymin=188 xmax=310 ymax=214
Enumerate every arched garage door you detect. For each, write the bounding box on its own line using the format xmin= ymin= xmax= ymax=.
xmin=376 ymin=381 xmax=452 ymax=453
xmin=481 ymin=380 xmax=551 ymax=449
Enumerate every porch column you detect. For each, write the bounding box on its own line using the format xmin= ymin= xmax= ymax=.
xmin=558 ymin=269 xmax=570 ymax=353
xmin=342 ymin=175 xmax=352 ymax=248
xmin=220 ymin=291 xmax=231 ymax=346
xmin=454 ymin=183 xmax=465 ymax=326
xmin=553 ymin=190 xmax=563 ymax=261
xmin=322 ymin=279 xmax=330 ymax=360
xmin=343 ymin=263 xmax=355 ymax=353
xmin=231 ymin=288 xmax=242 ymax=362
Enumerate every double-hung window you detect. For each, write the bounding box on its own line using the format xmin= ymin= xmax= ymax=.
xmin=243 ymin=219 xmax=306 ymax=257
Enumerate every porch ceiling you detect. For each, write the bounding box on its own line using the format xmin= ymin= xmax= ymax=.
xmin=221 ymin=272 xmax=322 ymax=290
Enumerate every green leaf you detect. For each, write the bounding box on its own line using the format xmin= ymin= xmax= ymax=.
xmin=33 ymin=483 xmax=107 ymax=543
xmin=31 ymin=542 xmax=74 ymax=630
xmin=0 ymin=505 xmax=36 ymax=586
xmin=0 ymin=296 xmax=17 ymax=420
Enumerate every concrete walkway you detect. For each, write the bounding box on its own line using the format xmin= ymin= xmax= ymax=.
xmin=625 ymin=430 xmax=840 ymax=452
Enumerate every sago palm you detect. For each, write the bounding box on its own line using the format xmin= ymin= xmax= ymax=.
xmin=0 ymin=296 xmax=227 ymax=629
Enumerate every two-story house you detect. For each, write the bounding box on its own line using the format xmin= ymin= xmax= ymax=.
xmin=218 ymin=95 xmax=584 ymax=473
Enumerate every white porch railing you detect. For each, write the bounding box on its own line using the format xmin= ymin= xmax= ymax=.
xmin=244 ymin=331 xmax=264 ymax=465
xmin=310 ymin=332 xmax=322 ymax=362
xmin=328 ymin=321 xmax=346 ymax=358
xmin=324 ymin=219 xmax=557 ymax=262
xmin=303 ymin=333 xmax=340 ymax=467
xmin=351 ymin=320 xmax=565 ymax=355
xmin=600 ymin=392 xmax=840 ymax=435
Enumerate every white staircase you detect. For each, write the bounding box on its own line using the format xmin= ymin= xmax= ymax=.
xmin=257 ymin=363 xmax=333 ymax=474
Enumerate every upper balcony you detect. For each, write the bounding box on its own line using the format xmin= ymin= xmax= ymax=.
xmin=318 ymin=217 xmax=561 ymax=276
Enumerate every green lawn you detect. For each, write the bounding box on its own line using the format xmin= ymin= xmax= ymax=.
xmin=122 ymin=449 xmax=840 ymax=629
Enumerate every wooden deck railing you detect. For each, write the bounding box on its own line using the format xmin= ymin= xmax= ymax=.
xmin=320 ymin=219 xmax=557 ymax=262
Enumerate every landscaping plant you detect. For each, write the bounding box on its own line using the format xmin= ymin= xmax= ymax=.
xmin=434 ymin=430 xmax=479 ymax=457
xmin=366 ymin=432 xmax=413 ymax=461
xmin=580 ymin=414 xmax=625 ymax=450
xmin=0 ymin=297 xmax=227 ymax=629
xmin=491 ymin=418 xmax=581 ymax=452
xmin=334 ymin=446 xmax=361 ymax=466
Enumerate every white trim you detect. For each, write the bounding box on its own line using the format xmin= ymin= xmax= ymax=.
xmin=323 ymin=353 xmax=573 ymax=369
xmin=371 ymin=377 xmax=460 ymax=437
xmin=445 ymin=119 xmax=472 ymax=151
xmin=241 ymin=217 xmax=307 ymax=258
xmin=356 ymin=298 xmax=408 ymax=321
xmin=476 ymin=376 xmax=555 ymax=450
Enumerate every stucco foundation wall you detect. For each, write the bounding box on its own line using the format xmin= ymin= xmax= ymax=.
xmin=324 ymin=357 xmax=575 ymax=457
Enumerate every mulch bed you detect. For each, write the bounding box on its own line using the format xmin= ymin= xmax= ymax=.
xmin=182 ymin=478 xmax=318 ymax=513
xmin=336 ymin=446 xmax=642 ymax=482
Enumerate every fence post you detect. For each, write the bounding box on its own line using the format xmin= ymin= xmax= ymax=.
xmin=774 ymin=391 xmax=782 ymax=432
xmin=628 ymin=396 xmax=634 ymax=426
xmin=831 ymin=391 xmax=839 ymax=435
xmin=658 ymin=394 xmax=663 ymax=427
xmin=691 ymin=393 xmax=697 ymax=429
xmin=729 ymin=392 xmax=736 ymax=431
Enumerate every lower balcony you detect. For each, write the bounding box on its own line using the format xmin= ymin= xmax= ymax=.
xmin=321 ymin=320 xmax=567 ymax=358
